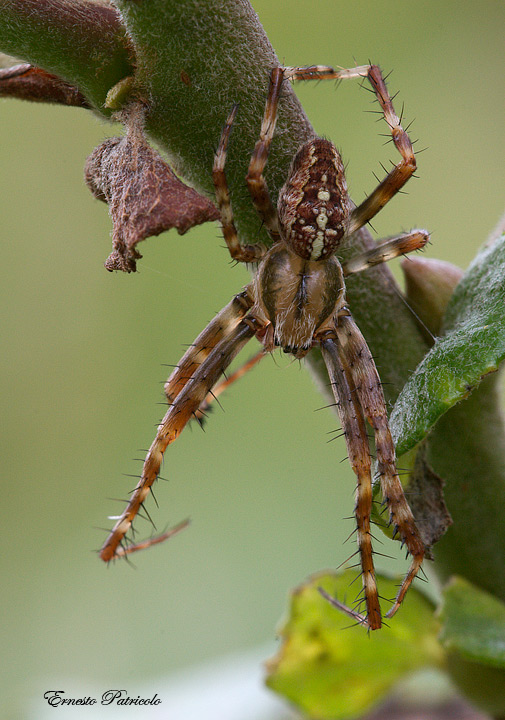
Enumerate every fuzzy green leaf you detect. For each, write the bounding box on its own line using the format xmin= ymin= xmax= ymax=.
xmin=266 ymin=571 xmax=443 ymax=720
xmin=390 ymin=234 xmax=505 ymax=457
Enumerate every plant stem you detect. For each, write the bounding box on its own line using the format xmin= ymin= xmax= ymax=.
xmin=111 ymin=0 xmax=429 ymax=398
xmin=0 ymin=0 xmax=133 ymax=110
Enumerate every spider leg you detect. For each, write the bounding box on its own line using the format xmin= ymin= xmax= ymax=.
xmin=213 ymin=107 xmax=267 ymax=263
xmin=112 ymin=518 xmax=191 ymax=558
xmin=333 ymin=313 xmax=425 ymax=620
xmin=341 ymin=229 xmax=429 ymax=276
xmin=319 ymin=334 xmax=382 ymax=630
xmin=194 ymin=349 xmax=265 ymax=422
xmin=347 ymin=65 xmax=417 ymax=233
xmin=282 ymin=64 xmax=371 ymax=82
xmin=244 ymin=68 xmax=285 ymax=243
xmin=283 ymin=64 xmax=417 ymax=233
xmin=100 ymin=316 xmax=258 ymax=562
xmin=164 ymin=288 xmax=253 ymax=404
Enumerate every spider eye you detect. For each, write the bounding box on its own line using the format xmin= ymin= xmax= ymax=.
xmin=277 ymin=138 xmax=352 ymax=261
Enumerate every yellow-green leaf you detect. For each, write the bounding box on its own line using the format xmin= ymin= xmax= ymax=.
xmin=266 ymin=571 xmax=443 ymax=720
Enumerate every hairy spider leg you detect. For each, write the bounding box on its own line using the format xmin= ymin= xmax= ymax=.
xmin=341 ymin=230 xmax=429 ymax=277
xmin=99 ymin=318 xmax=256 ymax=562
xmin=349 ymin=65 xmax=417 ymax=232
xmin=194 ymin=349 xmax=265 ymax=422
xmin=283 ymin=64 xmax=417 ymax=234
xmin=213 ymin=106 xmax=267 ymax=263
xmin=282 ymin=64 xmax=371 ymax=82
xmin=334 ymin=314 xmax=425 ymax=621
xmin=111 ymin=518 xmax=191 ymax=559
xmin=320 ymin=333 xmax=382 ymax=630
xmin=163 ymin=289 xmax=253 ymax=404
xmin=244 ymin=67 xmax=285 ymax=242
xmin=102 ymin=292 xmax=254 ymax=557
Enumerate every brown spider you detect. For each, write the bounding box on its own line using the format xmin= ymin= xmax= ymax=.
xmin=99 ymin=64 xmax=429 ymax=630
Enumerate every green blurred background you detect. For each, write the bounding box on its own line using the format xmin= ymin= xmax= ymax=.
xmin=1 ymin=1 xmax=504 ymax=717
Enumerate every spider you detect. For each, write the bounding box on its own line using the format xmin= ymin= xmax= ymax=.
xmin=99 ymin=64 xmax=429 ymax=630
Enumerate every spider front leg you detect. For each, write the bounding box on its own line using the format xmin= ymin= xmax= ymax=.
xmin=213 ymin=106 xmax=267 ymax=263
xmin=348 ymin=65 xmax=417 ymax=232
xmin=244 ymin=67 xmax=285 ymax=243
xmin=99 ymin=313 xmax=258 ymax=562
xmin=333 ymin=313 xmax=425 ymax=621
xmin=284 ymin=63 xmax=417 ymax=232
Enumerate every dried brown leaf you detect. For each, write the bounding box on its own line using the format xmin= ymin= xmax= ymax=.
xmin=409 ymin=443 xmax=453 ymax=556
xmin=0 ymin=64 xmax=89 ymax=107
xmin=84 ymin=109 xmax=220 ymax=272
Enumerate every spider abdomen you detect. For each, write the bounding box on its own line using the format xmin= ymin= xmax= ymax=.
xmin=253 ymin=245 xmax=345 ymax=357
xmin=277 ymin=138 xmax=353 ymax=261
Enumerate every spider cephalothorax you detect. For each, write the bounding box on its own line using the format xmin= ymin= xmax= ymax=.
xmin=100 ymin=64 xmax=429 ymax=630
xmin=253 ymin=241 xmax=346 ymax=358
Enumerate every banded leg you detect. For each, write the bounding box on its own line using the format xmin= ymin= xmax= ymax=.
xmin=284 ymin=64 xmax=417 ymax=233
xmin=334 ymin=314 xmax=425 ymax=620
xmin=100 ymin=318 xmax=257 ymax=562
xmin=112 ymin=518 xmax=191 ymax=558
xmin=213 ymin=107 xmax=266 ymax=263
xmin=320 ymin=335 xmax=382 ymax=630
xmin=341 ymin=229 xmax=429 ymax=277
xmin=164 ymin=288 xmax=253 ymax=404
xmin=283 ymin=64 xmax=371 ymax=82
xmin=244 ymin=67 xmax=285 ymax=241
xmin=194 ymin=349 xmax=265 ymax=422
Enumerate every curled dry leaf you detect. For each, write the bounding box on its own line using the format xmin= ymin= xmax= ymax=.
xmin=84 ymin=108 xmax=220 ymax=272
xmin=0 ymin=64 xmax=89 ymax=107
xmin=372 ymin=441 xmax=452 ymax=558
xmin=407 ymin=443 xmax=453 ymax=557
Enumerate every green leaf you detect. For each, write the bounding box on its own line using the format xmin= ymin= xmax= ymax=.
xmin=438 ymin=576 xmax=505 ymax=716
xmin=266 ymin=571 xmax=443 ymax=720
xmin=391 ymin=234 xmax=505 ymax=457
xmin=439 ymin=576 xmax=505 ymax=668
